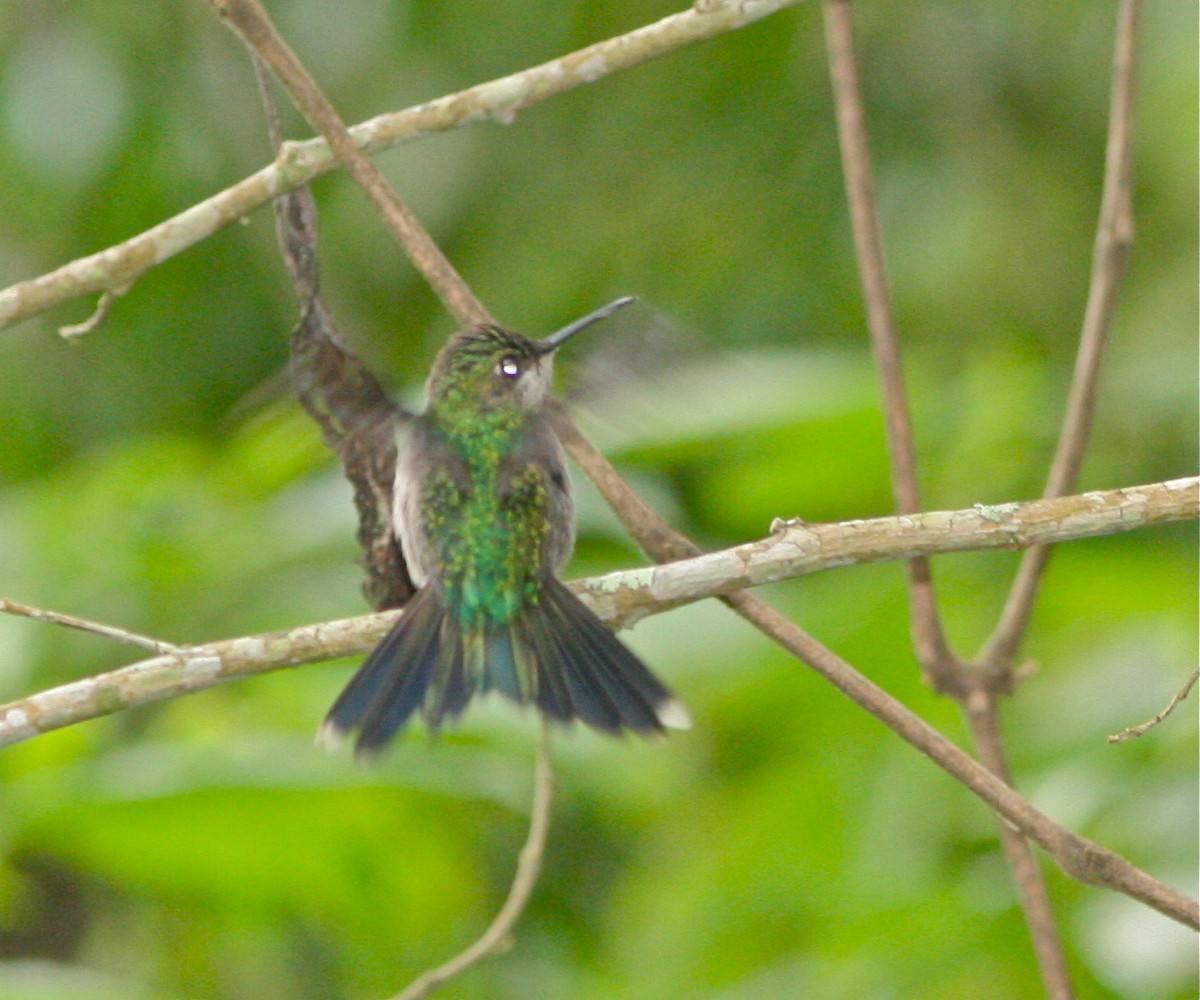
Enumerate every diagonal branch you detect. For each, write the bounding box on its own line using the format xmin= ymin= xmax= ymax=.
xmin=555 ymin=417 xmax=1199 ymax=931
xmin=213 ymin=0 xmax=490 ymax=327
xmin=978 ymin=0 xmax=1141 ymax=674
xmin=0 ymin=0 xmax=807 ymax=334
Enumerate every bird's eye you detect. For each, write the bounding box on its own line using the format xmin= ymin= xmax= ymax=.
xmin=497 ymin=356 xmax=521 ymax=379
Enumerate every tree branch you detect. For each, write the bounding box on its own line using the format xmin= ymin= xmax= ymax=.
xmin=717 ymin=589 xmax=1197 ymax=930
xmin=0 ymin=598 xmax=182 ymax=655
xmin=213 ymin=0 xmax=490 ymax=327
xmin=820 ymin=6 xmax=1148 ymax=993
xmin=978 ymin=0 xmax=1141 ymax=674
xmin=3 ymin=477 xmax=1195 ymax=927
xmin=821 ymin=0 xmax=953 ymax=674
xmin=0 ymin=0 xmax=806 ymax=334
xmin=2 ymin=476 xmax=1192 ymax=747
xmin=1108 ymin=669 xmax=1199 ymax=744
xmin=964 ymin=699 xmax=1075 ymax=999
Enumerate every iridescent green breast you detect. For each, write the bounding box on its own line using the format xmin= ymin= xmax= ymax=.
xmin=422 ymin=414 xmax=549 ymax=629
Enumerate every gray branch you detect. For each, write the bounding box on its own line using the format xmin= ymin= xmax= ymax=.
xmin=0 ymin=0 xmax=806 ymax=333
xmin=2 ymin=475 xmax=1193 ymax=748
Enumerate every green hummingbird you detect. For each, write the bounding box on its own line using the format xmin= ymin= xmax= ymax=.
xmin=321 ymin=298 xmax=690 ymax=757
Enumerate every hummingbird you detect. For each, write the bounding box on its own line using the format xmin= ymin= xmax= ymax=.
xmin=321 ymin=298 xmax=690 ymax=757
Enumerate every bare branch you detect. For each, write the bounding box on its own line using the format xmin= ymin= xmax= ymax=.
xmin=718 ymin=587 xmax=1197 ymax=930
xmin=1109 ymin=670 xmax=1199 ymax=744
xmin=2 ymin=477 xmax=1195 ymax=927
xmin=965 ymin=700 xmax=1075 ymax=1000
xmin=4 ymin=476 xmax=1192 ymax=747
xmin=391 ymin=720 xmax=555 ymax=1000
xmin=979 ymin=0 xmax=1142 ymax=673
xmin=593 ymin=477 xmax=1200 ymax=628
xmin=0 ymin=610 xmax=396 ymax=747
xmin=0 ymin=598 xmax=182 ymax=655
xmin=0 ymin=0 xmax=806 ymax=333
xmin=213 ymin=0 xmax=490 ymax=327
xmin=821 ymin=0 xmax=953 ymax=673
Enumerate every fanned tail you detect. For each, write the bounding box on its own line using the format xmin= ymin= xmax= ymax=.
xmin=519 ymin=577 xmax=690 ymax=736
xmin=319 ymin=578 xmax=689 ymax=759
xmin=318 ymin=585 xmax=448 ymax=759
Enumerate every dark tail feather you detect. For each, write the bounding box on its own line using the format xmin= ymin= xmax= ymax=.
xmin=319 ymin=578 xmax=689 ymax=759
xmin=319 ymin=585 xmax=448 ymax=758
xmin=526 ymin=577 xmax=690 ymax=736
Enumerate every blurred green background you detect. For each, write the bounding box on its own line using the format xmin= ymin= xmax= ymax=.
xmin=0 ymin=1 xmax=1195 ymax=998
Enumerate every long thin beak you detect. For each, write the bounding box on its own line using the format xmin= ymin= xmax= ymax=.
xmin=537 ymin=296 xmax=636 ymax=352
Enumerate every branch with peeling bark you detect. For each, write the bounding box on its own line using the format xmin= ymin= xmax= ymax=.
xmin=3 ymin=476 xmax=1194 ymax=747
xmin=3 ymin=478 xmax=1196 ymax=930
xmin=0 ymin=0 xmax=807 ymax=334
xmin=4 ymin=0 xmax=1190 ymax=992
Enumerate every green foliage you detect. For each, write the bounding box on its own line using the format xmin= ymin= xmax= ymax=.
xmin=0 ymin=2 xmax=1195 ymax=999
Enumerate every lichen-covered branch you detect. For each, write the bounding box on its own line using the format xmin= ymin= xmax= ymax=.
xmin=0 ymin=609 xmax=398 ymax=748
xmin=593 ymin=476 xmax=1198 ymax=625
xmin=0 ymin=0 xmax=806 ymax=333
xmin=2 ymin=476 xmax=1193 ymax=748
xmin=3 ymin=476 xmax=1195 ymax=929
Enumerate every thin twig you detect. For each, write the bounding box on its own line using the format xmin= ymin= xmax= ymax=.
xmin=978 ymin=0 xmax=1141 ymax=673
xmin=391 ymin=719 xmax=555 ymax=1000
xmin=0 ymin=0 xmax=805 ymax=333
xmin=0 ymin=598 xmax=182 ymax=655
xmin=213 ymin=0 xmax=489 ymax=327
xmin=965 ymin=700 xmax=1075 ymax=1000
xmin=820 ymin=0 xmax=953 ymax=676
xmin=2 ymin=477 xmax=1192 ymax=747
xmin=58 ymin=290 xmax=118 ymax=339
xmin=1108 ymin=670 xmax=1199 ymax=744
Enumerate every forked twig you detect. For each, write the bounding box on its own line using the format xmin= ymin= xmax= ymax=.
xmin=817 ymin=3 xmax=1152 ymax=996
